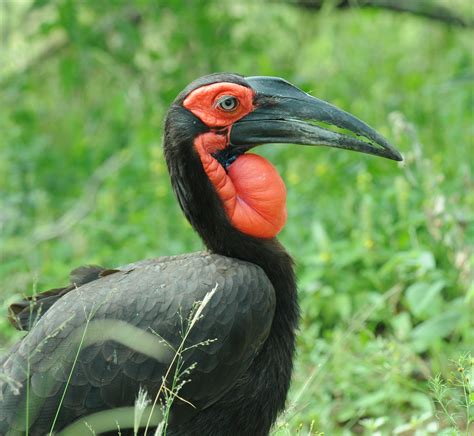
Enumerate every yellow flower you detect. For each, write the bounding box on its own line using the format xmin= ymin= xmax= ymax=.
xmin=364 ymin=239 xmax=374 ymax=249
xmin=319 ymin=252 xmax=331 ymax=263
xmin=314 ymin=163 xmax=328 ymax=177
xmin=357 ymin=172 xmax=373 ymax=190
xmin=287 ymin=171 xmax=301 ymax=185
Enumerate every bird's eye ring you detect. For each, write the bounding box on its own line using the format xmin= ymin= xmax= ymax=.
xmin=216 ymin=95 xmax=239 ymax=112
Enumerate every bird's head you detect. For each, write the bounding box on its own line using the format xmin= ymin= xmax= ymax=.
xmin=164 ymin=73 xmax=402 ymax=244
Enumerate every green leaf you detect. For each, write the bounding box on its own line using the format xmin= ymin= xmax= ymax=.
xmin=390 ymin=312 xmax=412 ymax=341
xmin=411 ymin=310 xmax=462 ymax=352
xmin=405 ymin=280 xmax=445 ymax=318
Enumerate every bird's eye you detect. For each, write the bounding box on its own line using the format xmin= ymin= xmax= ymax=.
xmin=217 ymin=96 xmax=239 ymax=112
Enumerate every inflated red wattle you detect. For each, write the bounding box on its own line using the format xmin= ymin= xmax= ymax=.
xmin=227 ymin=154 xmax=287 ymax=238
xmin=194 ymin=133 xmax=287 ymax=239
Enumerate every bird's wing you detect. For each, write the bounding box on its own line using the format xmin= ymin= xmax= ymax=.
xmin=0 ymin=252 xmax=275 ymax=434
xmin=7 ymin=253 xmax=187 ymax=331
xmin=8 ymin=265 xmax=120 ymax=331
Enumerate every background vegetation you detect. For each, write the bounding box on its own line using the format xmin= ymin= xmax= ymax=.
xmin=0 ymin=0 xmax=472 ymax=434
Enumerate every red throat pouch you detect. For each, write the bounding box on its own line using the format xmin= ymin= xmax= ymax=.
xmin=194 ymin=134 xmax=287 ymax=239
xmin=227 ymin=154 xmax=287 ymax=238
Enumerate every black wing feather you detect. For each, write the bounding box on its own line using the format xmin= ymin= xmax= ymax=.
xmin=8 ymin=265 xmax=120 ymax=331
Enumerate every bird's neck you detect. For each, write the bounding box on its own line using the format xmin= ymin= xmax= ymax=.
xmin=164 ymin=113 xmax=299 ymax=336
xmin=165 ymin=132 xmax=299 ymax=326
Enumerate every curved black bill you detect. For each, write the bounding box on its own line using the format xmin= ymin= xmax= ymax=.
xmin=230 ymin=76 xmax=402 ymax=162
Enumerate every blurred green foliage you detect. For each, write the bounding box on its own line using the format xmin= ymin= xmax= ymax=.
xmin=0 ymin=0 xmax=473 ymax=433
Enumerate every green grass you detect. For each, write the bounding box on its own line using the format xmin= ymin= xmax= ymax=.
xmin=1 ymin=0 xmax=473 ymax=433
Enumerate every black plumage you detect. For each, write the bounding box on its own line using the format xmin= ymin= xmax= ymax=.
xmin=1 ymin=254 xmax=282 ymax=435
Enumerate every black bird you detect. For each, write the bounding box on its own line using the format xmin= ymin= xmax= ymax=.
xmin=0 ymin=73 xmax=401 ymax=435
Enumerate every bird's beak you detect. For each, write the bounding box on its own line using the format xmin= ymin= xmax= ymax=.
xmin=230 ymin=76 xmax=402 ymax=161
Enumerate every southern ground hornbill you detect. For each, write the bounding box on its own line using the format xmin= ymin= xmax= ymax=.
xmin=0 ymin=73 xmax=402 ymax=435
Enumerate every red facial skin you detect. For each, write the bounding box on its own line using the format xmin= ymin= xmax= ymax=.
xmin=184 ymin=83 xmax=287 ymax=239
xmin=183 ymin=82 xmax=255 ymax=127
